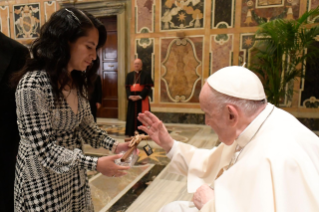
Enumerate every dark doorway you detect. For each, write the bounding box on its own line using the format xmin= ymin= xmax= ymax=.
xmin=97 ymin=16 xmax=118 ymax=118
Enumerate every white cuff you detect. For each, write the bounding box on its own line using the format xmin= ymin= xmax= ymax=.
xmin=166 ymin=140 xmax=178 ymax=159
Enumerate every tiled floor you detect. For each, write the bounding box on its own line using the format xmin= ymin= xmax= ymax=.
xmin=85 ymin=118 xmax=219 ymax=212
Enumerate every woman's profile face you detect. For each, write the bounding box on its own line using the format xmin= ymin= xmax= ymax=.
xmin=68 ymin=27 xmax=99 ymax=72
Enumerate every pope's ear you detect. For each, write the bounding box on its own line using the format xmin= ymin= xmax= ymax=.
xmin=226 ymin=104 xmax=238 ymax=125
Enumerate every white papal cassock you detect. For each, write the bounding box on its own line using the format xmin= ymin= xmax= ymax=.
xmin=160 ymin=103 xmax=319 ymax=212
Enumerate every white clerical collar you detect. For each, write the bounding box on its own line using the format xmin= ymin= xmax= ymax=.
xmin=235 ymin=103 xmax=275 ymax=148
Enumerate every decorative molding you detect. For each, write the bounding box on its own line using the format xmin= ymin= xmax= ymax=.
xmin=44 ymin=1 xmax=57 ymax=22
xmin=303 ymin=96 xmax=319 ymax=108
xmin=0 ymin=6 xmax=10 ymax=37
xmin=57 ymin=0 xmax=127 ymax=16
xmin=308 ymin=0 xmax=319 ymax=23
xmin=255 ymin=0 xmax=285 ymax=8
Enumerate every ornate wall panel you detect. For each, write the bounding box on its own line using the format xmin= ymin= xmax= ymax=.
xmin=241 ymin=0 xmax=300 ymax=27
xmin=210 ymin=34 xmax=234 ymax=74
xmin=212 ymin=0 xmax=235 ymax=28
xmin=44 ymin=1 xmax=57 ymax=22
xmin=135 ymin=0 xmax=154 ymax=33
xmin=301 ymin=1 xmax=319 ymax=107
xmin=308 ymin=0 xmax=319 ymax=22
xmin=13 ymin=3 xmax=40 ymax=39
xmin=239 ymin=33 xmax=255 ymax=66
xmin=309 ymin=0 xmax=319 ymax=10
xmin=160 ymin=0 xmax=204 ymax=30
xmin=160 ymin=37 xmax=203 ymax=103
xmin=299 ymin=41 xmax=319 ymax=108
xmin=135 ymin=38 xmax=155 ymax=101
xmin=0 ymin=6 xmax=10 ymax=37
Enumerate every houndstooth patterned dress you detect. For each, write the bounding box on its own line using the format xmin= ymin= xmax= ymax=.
xmin=14 ymin=71 xmax=115 ymax=211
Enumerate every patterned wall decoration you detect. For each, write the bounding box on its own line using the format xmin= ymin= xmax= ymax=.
xmin=0 ymin=6 xmax=10 ymax=37
xmin=210 ymin=34 xmax=234 ymax=74
xmin=239 ymin=33 xmax=255 ymax=66
xmin=256 ymin=0 xmax=284 ymax=8
xmin=44 ymin=1 xmax=57 ymax=22
xmin=135 ymin=38 xmax=155 ymax=101
xmin=302 ymin=97 xmax=319 ymax=108
xmin=14 ymin=3 xmax=40 ymax=39
xmin=136 ymin=0 xmax=154 ymax=33
xmin=308 ymin=0 xmax=319 ymax=23
xmin=212 ymin=0 xmax=235 ymax=28
xmin=299 ymin=41 xmax=319 ymax=108
xmin=161 ymin=0 xmax=204 ymax=30
xmin=160 ymin=37 xmax=203 ymax=103
xmin=241 ymin=0 xmax=300 ymax=27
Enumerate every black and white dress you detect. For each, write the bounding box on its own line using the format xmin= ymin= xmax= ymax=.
xmin=14 ymin=71 xmax=115 ymax=211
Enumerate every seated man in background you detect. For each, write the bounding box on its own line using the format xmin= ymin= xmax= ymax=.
xmin=138 ymin=66 xmax=319 ymax=212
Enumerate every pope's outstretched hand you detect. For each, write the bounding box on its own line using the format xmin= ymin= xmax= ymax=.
xmin=137 ymin=111 xmax=174 ymax=153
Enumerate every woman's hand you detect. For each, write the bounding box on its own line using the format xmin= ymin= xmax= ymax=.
xmin=115 ymin=142 xmax=140 ymax=155
xmin=96 ymin=154 xmax=130 ymax=177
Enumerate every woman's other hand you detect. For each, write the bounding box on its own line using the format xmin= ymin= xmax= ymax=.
xmin=96 ymin=154 xmax=130 ymax=177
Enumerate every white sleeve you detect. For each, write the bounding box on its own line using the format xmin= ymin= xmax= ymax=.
xmin=166 ymin=140 xmax=179 ymax=159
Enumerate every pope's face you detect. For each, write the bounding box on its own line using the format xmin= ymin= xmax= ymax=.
xmin=199 ymin=83 xmax=235 ymax=145
xmin=68 ymin=27 xmax=99 ymax=72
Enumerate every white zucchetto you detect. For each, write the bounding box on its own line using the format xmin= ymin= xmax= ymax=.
xmin=207 ymin=66 xmax=266 ymax=100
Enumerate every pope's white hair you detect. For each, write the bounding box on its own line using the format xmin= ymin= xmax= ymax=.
xmin=209 ymin=87 xmax=267 ymax=117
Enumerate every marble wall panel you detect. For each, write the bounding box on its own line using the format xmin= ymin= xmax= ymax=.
xmin=241 ymin=0 xmax=300 ymax=27
xmin=13 ymin=3 xmax=40 ymax=39
xmin=160 ymin=37 xmax=203 ymax=103
xmin=239 ymin=33 xmax=255 ymax=66
xmin=299 ymin=41 xmax=319 ymax=108
xmin=0 ymin=6 xmax=10 ymax=37
xmin=160 ymin=0 xmax=204 ymax=30
xmin=308 ymin=0 xmax=319 ymax=22
xmin=212 ymin=0 xmax=234 ymax=28
xmin=210 ymin=34 xmax=233 ymax=74
xmin=136 ymin=0 xmax=154 ymax=33
xmin=44 ymin=1 xmax=56 ymax=22
xmin=135 ymin=38 xmax=155 ymax=101
xmin=309 ymin=0 xmax=319 ymax=9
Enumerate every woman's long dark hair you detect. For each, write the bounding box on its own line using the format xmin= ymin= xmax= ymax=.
xmin=13 ymin=7 xmax=106 ymax=102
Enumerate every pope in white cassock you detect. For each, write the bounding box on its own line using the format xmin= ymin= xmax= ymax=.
xmin=137 ymin=66 xmax=319 ymax=212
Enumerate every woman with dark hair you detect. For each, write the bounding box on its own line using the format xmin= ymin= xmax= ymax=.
xmin=14 ymin=7 xmax=131 ymax=211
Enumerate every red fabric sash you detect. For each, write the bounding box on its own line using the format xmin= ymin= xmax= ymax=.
xmin=130 ymin=84 xmax=149 ymax=112
xmin=130 ymin=84 xmax=144 ymax=92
